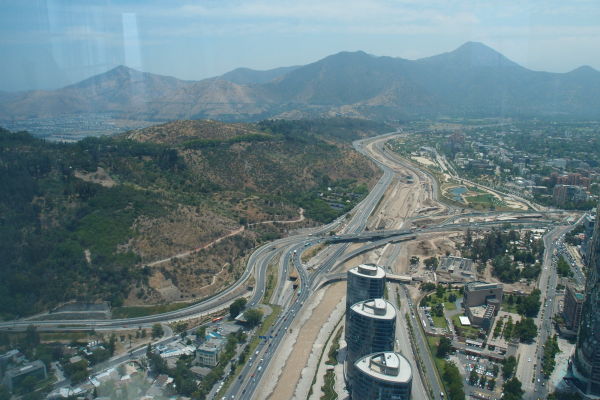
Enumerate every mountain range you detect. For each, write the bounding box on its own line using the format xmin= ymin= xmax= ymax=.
xmin=2 ymin=42 xmax=600 ymax=123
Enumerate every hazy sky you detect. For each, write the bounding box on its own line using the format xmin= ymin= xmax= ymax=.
xmin=1 ymin=0 xmax=599 ymax=91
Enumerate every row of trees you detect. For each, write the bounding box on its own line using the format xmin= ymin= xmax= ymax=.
xmin=495 ymin=316 xmax=538 ymax=343
xmin=542 ymin=335 xmax=560 ymax=377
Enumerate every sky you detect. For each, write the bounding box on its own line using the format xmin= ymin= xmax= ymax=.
xmin=1 ymin=0 xmax=599 ymax=91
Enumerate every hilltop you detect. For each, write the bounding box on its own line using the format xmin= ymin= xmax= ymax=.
xmin=0 ymin=118 xmax=386 ymax=319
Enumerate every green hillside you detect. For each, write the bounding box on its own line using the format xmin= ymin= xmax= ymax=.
xmin=0 ymin=118 xmax=384 ymax=319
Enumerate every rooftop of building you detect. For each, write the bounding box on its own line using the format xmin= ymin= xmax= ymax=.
xmin=4 ymin=360 xmax=45 ymax=378
xmin=468 ymin=305 xmax=489 ymax=318
xmin=351 ymin=298 xmax=396 ymax=320
xmin=197 ymin=338 xmax=224 ymax=352
xmin=354 ymin=352 xmax=412 ymax=384
xmin=349 ymin=264 xmax=386 ymax=279
xmin=465 ymin=281 xmax=503 ymax=291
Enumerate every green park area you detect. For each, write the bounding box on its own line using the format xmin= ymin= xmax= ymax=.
xmin=451 ymin=314 xmax=482 ymax=340
xmin=420 ymin=286 xmax=463 ymax=329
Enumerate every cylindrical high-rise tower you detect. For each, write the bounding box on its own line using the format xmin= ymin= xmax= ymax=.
xmin=345 ymin=298 xmax=396 ymax=385
xmin=346 ymin=264 xmax=386 ymax=310
xmin=353 ymin=351 xmax=413 ymax=400
xmin=573 ymin=208 xmax=600 ymax=395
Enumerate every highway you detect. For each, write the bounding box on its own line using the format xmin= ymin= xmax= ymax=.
xmin=525 ymin=225 xmax=577 ymax=399
xmin=3 ymin=128 xmax=568 ymax=400
xmin=225 ymin=133 xmax=403 ymax=399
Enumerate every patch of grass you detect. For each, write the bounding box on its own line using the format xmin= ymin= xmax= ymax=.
xmin=320 ymin=369 xmax=338 ymax=400
xmin=39 ymin=332 xmax=91 ymax=342
xmin=424 ymin=290 xmax=460 ymax=312
xmin=451 ymin=314 xmax=481 ymax=339
xmin=263 ymin=260 xmax=279 ymax=304
xmin=432 ymin=315 xmax=448 ymax=329
xmin=501 ymin=299 xmax=519 ymax=314
xmin=427 ymin=336 xmax=447 ymax=374
xmin=302 ymin=242 xmax=325 ymax=263
xmin=326 ymin=327 xmax=343 ymax=365
xmin=444 ymin=301 xmax=457 ymax=311
xmin=111 ymin=302 xmax=193 ymax=318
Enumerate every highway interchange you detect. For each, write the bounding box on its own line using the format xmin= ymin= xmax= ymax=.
xmin=0 ymin=130 xmax=580 ymax=400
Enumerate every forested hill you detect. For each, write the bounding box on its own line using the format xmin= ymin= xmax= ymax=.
xmin=0 ymin=118 xmax=385 ymax=319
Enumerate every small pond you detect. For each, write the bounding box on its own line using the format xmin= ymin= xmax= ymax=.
xmin=449 ymin=186 xmax=468 ymax=202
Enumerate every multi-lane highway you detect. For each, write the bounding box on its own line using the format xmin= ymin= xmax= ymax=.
xmin=225 ymin=133 xmax=404 ymax=399
xmin=2 ymin=128 xmax=570 ymax=400
xmin=525 ymin=225 xmax=577 ymax=399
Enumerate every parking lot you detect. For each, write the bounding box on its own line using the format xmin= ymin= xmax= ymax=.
xmin=451 ymin=351 xmax=503 ymax=399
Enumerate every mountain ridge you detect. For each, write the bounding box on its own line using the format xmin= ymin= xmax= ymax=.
xmin=1 ymin=42 xmax=600 ymax=124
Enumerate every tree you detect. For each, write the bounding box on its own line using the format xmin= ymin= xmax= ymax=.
xmin=433 ymin=303 xmax=444 ymax=317
xmin=420 ymin=282 xmax=436 ymax=292
xmin=514 ymin=318 xmax=537 ymax=343
xmin=503 ymin=317 xmax=514 ymax=340
xmin=503 ymin=377 xmax=524 ymax=400
xmin=424 ymin=257 xmax=439 ymax=269
xmin=437 ymin=337 xmax=452 ymax=358
xmin=108 ymin=333 xmax=117 ymax=356
xmin=436 ymin=284 xmax=446 ymax=298
xmin=442 ymin=361 xmax=465 ymax=400
xmin=410 ymin=256 xmax=420 ymax=265
xmin=151 ymin=323 xmax=164 ymax=338
xmin=492 ymin=363 xmax=499 ymax=377
xmin=479 ymin=375 xmax=487 ymax=388
xmin=469 ymin=369 xmax=479 ymax=385
xmin=488 ymin=378 xmax=496 ymax=390
xmin=448 ymin=293 xmax=457 ymax=303
xmin=147 ymin=350 xmax=168 ymax=375
xmin=196 ymin=326 xmax=207 ymax=340
xmin=517 ymin=289 xmax=541 ymax=317
xmin=64 ymin=359 xmax=89 ymax=384
xmin=464 ymin=229 xmax=473 ymax=247
xmin=174 ymin=321 xmax=188 ymax=335
xmin=23 ymin=325 xmax=40 ymax=351
xmin=244 ymin=309 xmax=263 ymax=327
xmin=229 ymin=298 xmax=248 ymax=318
xmin=493 ymin=319 xmax=504 ymax=338
xmin=557 ymin=256 xmax=573 ymax=277
xmin=503 ymin=356 xmax=517 ymax=379
xmin=542 ymin=335 xmax=561 ymax=377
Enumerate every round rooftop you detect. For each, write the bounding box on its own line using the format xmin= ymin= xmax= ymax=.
xmin=354 ymin=352 xmax=412 ymax=384
xmin=349 ymin=264 xmax=386 ymax=279
xmin=350 ymin=298 xmax=396 ymax=319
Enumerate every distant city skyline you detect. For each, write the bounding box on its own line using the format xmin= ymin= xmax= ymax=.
xmin=1 ymin=0 xmax=600 ymax=91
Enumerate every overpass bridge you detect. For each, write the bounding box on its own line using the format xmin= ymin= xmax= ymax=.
xmin=325 ymin=229 xmax=415 ymax=243
xmin=316 ymin=271 xmax=414 ymax=289
xmin=323 ymin=217 xmax=553 ymax=244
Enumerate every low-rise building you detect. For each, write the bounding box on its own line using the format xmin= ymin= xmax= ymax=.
xmin=463 ymin=281 xmax=503 ymax=330
xmin=196 ymin=339 xmax=224 ymax=367
xmin=2 ymin=360 xmax=47 ymax=392
xmin=0 ymin=350 xmax=21 ymax=369
xmin=464 ymin=282 xmax=503 ymax=308
xmin=466 ymin=304 xmax=496 ymax=331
